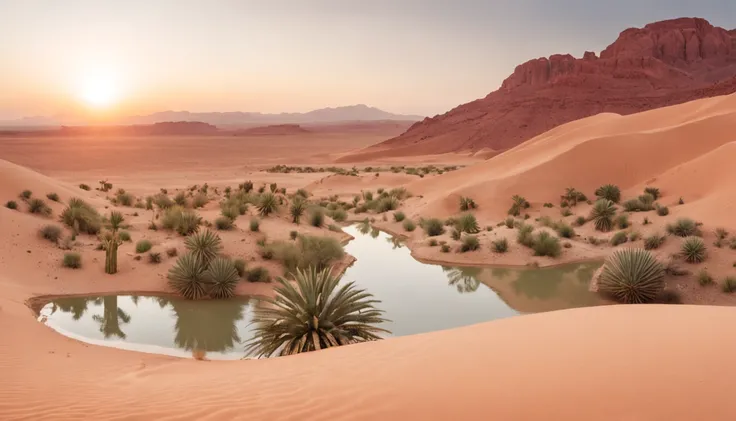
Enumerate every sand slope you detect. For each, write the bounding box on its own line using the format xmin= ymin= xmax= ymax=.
xmin=403 ymin=92 xmax=736 ymax=225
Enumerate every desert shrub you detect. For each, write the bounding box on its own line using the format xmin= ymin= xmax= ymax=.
xmin=117 ymin=192 xmax=135 ymax=207
xmin=215 ymin=216 xmax=234 ymax=230
xmin=257 ymin=193 xmax=279 ymax=216
xmin=269 ymin=235 xmax=345 ymax=273
xmin=560 ymin=208 xmax=573 ymax=217
xmin=444 ymin=217 xmax=456 ymax=227
xmin=203 ymin=257 xmax=240 ymax=299
xmin=460 ymin=235 xmax=480 ymax=252
xmin=590 ymin=199 xmax=616 ymax=232
xmin=610 ymin=231 xmax=628 ymax=246
xmin=329 ymin=208 xmax=347 ymax=222
xmin=455 ymin=213 xmax=480 ymax=234
xmin=135 ymin=240 xmax=152 ymax=253
xmin=722 ymin=277 xmax=736 ymax=293
xmin=492 ymin=238 xmax=509 ymax=253
xmin=598 ymin=248 xmax=664 ymax=303
xmin=62 ymin=252 xmax=82 ymax=269
xmin=543 ymin=203 xmax=554 ymax=208
xmin=440 ymin=244 xmax=450 ymax=253
xmin=46 ymin=192 xmax=60 ymax=202
xmin=587 ymin=236 xmax=604 ymax=246
xmin=594 ymin=184 xmax=621 ymax=203
xmin=393 ymin=211 xmax=406 ymax=222
xmin=532 ymin=231 xmax=561 ymax=257
xmin=459 ymin=196 xmax=477 ymax=211
xmin=698 ymin=270 xmax=714 ymax=286
xmin=428 ymin=239 xmax=438 ymax=247
xmin=166 ymin=247 xmax=178 ymax=257
xmin=362 ymin=191 xmax=373 ymax=201
xmin=287 ymin=198 xmax=306 ymax=224
xmin=192 ymin=193 xmax=208 ymax=209
xmin=249 ymin=218 xmax=260 ymax=232
xmin=233 ymin=258 xmax=247 ymax=277
xmin=153 ymin=193 xmax=174 ymax=210
xmin=309 ymin=207 xmax=325 ymax=227
xmin=450 ymin=229 xmax=461 ymax=241
xmin=389 ymin=187 xmax=410 ymax=200
xmin=28 ymin=198 xmax=52 ymax=216
xmin=184 ymin=230 xmax=222 ymax=265
xmin=681 ymin=237 xmax=707 ymax=263
xmin=5 ymin=200 xmax=18 ymax=210
xmin=508 ymin=195 xmax=530 ymax=216
xmin=403 ymin=219 xmax=416 ymax=232
xmin=39 ymin=225 xmax=63 ymax=243
xmin=79 ymin=184 xmax=91 ymax=191
xmin=162 ymin=206 xmax=201 ymax=236
xmin=629 ymin=231 xmax=640 ymax=241
xmin=149 ymin=252 xmax=162 ymax=264
xmin=61 ymin=198 xmax=101 ymax=234
xmin=622 ymin=199 xmax=644 ymax=212
xmin=173 ymin=191 xmax=188 ymax=207
xmin=505 ymin=217 xmax=515 ymax=229
xmin=220 ymin=205 xmax=239 ymax=220
xmin=118 ymin=230 xmax=131 ymax=242
xmin=730 ymin=238 xmax=736 ymax=250
xmin=656 ymin=205 xmax=669 ymax=216
xmin=328 ymin=224 xmax=341 ymax=232
xmin=644 ymin=187 xmax=660 ymax=200
xmin=423 ymin=218 xmax=445 ymax=237
xmin=20 ymin=190 xmax=32 ymax=199
xmin=615 ymin=214 xmax=629 ymax=229
xmin=517 ymin=224 xmax=535 ymax=247
xmin=556 ymin=223 xmax=575 ymax=239
xmin=715 ymin=228 xmax=729 ymax=240
xmin=375 ymin=196 xmax=399 ymax=213
xmin=666 ymin=218 xmax=699 ymax=237
xmin=167 ymin=253 xmax=207 ymax=299
xmin=246 ymin=267 xmax=270 ymax=283
xmin=643 ymin=233 xmax=666 ymax=250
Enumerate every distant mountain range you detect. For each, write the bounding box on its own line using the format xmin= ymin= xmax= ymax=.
xmin=0 ymin=105 xmax=424 ymax=128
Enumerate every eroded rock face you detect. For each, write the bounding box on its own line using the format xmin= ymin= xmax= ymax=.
xmin=353 ymin=18 xmax=736 ymax=160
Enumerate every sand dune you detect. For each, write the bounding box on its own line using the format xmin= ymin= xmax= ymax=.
xmin=403 ymin=92 xmax=736 ymax=223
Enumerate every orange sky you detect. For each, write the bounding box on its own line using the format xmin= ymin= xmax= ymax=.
xmin=1 ymin=1 xmax=734 ymax=121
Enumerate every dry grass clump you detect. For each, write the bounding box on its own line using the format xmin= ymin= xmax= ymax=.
xmin=39 ymin=225 xmax=63 ymax=243
xmin=162 ymin=206 xmax=202 ymax=236
xmin=62 ymin=252 xmax=82 ymax=269
xmin=60 ymin=198 xmax=101 ymax=234
xmin=28 ymin=198 xmax=52 ymax=216
xmin=666 ymin=218 xmax=700 ymax=237
xmin=265 ymin=235 xmax=345 ymax=274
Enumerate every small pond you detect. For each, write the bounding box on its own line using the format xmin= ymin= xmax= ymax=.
xmin=38 ymin=223 xmax=602 ymax=359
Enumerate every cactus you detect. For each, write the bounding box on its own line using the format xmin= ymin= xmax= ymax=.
xmin=103 ymin=235 xmax=122 ymax=274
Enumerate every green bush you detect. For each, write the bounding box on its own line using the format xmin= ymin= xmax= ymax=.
xmin=532 ymin=231 xmax=561 ymax=257
xmin=455 ymin=213 xmax=480 ymax=234
xmin=204 ymin=257 xmax=240 ymax=299
xmin=644 ymin=187 xmax=660 ymax=200
xmin=62 ymin=252 xmax=82 ymax=269
xmin=666 ymin=218 xmax=699 ymax=237
xmin=136 ymin=240 xmax=152 ymax=253
xmin=698 ymin=270 xmax=714 ymax=286
xmin=505 ymin=217 xmax=515 ymax=229
xmin=403 ymin=219 xmax=416 ymax=232
xmin=220 ymin=205 xmax=239 ymax=220
xmin=460 ymin=235 xmax=480 ymax=252
xmin=492 ymin=238 xmax=509 ymax=253
xmin=5 ymin=200 xmax=18 ymax=210
xmin=246 ymin=267 xmax=270 ymax=282
xmin=28 ymin=198 xmax=52 ymax=216
xmin=643 ymin=233 xmax=666 ymax=250
xmin=590 ymin=199 xmax=616 ymax=232
xmin=376 ymin=196 xmax=399 ymax=213
xmin=257 ymin=193 xmax=279 ymax=216
xmin=393 ymin=211 xmax=406 ymax=222
xmin=249 ymin=218 xmax=260 ymax=232
xmin=233 ymin=258 xmax=247 ymax=277
xmin=61 ymin=198 xmax=102 ymax=234
xmin=423 ymin=218 xmax=445 ymax=236
xmin=440 ymin=244 xmax=450 ymax=253
xmin=615 ymin=214 xmax=629 ymax=229
xmin=681 ymin=237 xmax=706 ymax=263
xmin=215 ymin=216 xmax=234 ymax=230
xmin=508 ymin=195 xmax=530 ymax=216
xmin=594 ymin=184 xmax=621 ymax=203
xmin=450 ymin=229 xmax=461 ymax=241
xmin=268 ymin=235 xmax=345 ymax=273
xmin=428 ymin=239 xmax=438 ymax=247
xmin=309 ymin=208 xmax=325 ymax=227
xmin=118 ymin=230 xmax=131 ymax=242
xmin=289 ymin=198 xmax=306 ymax=224
xmin=117 ymin=192 xmax=135 ymax=207
xmin=192 ymin=193 xmax=208 ymax=209
xmin=722 ymin=277 xmax=736 ymax=293
xmin=149 ymin=252 xmax=162 ymax=264
xmin=556 ymin=223 xmax=575 ymax=239
xmin=173 ymin=191 xmax=188 ymax=207
xmin=459 ymin=196 xmax=477 ymax=211
xmin=610 ymin=231 xmax=628 ymax=246
xmin=656 ymin=205 xmax=669 ymax=216
xmin=20 ymin=190 xmax=32 ymax=200
xmin=161 ymin=206 xmax=201 ymax=236
xmin=39 ymin=225 xmax=63 ymax=243
xmin=329 ymin=208 xmax=347 ymax=222
xmin=598 ymin=249 xmax=664 ymax=303
xmin=629 ymin=231 xmax=640 ymax=241
xmin=517 ymin=224 xmax=535 ymax=247
xmin=46 ymin=192 xmax=60 ymax=202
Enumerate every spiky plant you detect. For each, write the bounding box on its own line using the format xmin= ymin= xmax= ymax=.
xmin=423 ymin=218 xmax=445 ymax=236
xmin=455 ymin=213 xmax=480 ymax=234
xmin=108 ymin=211 xmax=124 ymax=233
xmin=594 ymin=184 xmax=621 ymax=203
xmin=590 ymin=199 xmax=617 ymax=232
xmin=666 ymin=218 xmax=699 ymax=237
xmin=184 ymin=230 xmax=222 ymax=265
xmin=644 ymin=187 xmax=660 ymax=200
xmin=167 ymin=253 xmax=208 ymax=300
xmin=598 ymin=248 xmax=665 ymax=304
xmin=257 ymin=193 xmax=278 ymax=216
xmin=681 ymin=236 xmax=707 ymax=263
xmin=269 ymin=183 xmax=277 ymax=193
xmin=459 ymin=196 xmax=477 ymax=211
xmin=204 ymin=257 xmax=240 ymax=299
xmin=60 ymin=198 xmax=101 ymax=234
xmin=290 ymin=198 xmax=306 ymax=224
xmin=244 ymin=267 xmax=390 ymax=357
xmin=28 ymin=198 xmax=52 ymax=216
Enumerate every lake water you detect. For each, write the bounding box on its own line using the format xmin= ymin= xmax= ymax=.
xmin=38 ymin=223 xmax=602 ymax=359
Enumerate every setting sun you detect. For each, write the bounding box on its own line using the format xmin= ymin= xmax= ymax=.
xmin=77 ymin=70 xmax=120 ymax=108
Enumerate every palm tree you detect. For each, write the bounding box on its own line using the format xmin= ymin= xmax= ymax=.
xmin=443 ymin=266 xmax=482 ymax=293
xmin=54 ymin=296 xmax=92 ymax=320
xmin=91 ymin=296 xmax=131 ymax=339
xmin=244 ymin=267 xmax=390 ymax=358
xmin=170 ymin=298 xmax=246 ymax=358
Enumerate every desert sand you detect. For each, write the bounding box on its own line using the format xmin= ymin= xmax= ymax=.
xmin=3 ymin=93 xmax=736 ymax=419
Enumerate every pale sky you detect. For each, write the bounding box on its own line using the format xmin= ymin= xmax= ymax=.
xmin=0 ymin=0 xmax=734 ymax=120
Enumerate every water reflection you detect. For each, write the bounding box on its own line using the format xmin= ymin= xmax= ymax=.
xmin=92 ymin=296 xmax=131 ymax=339
xmin=442 ymin=266 xmax=482 ymax=294
xmin=170 ymin=299 xmax=244 ymax=356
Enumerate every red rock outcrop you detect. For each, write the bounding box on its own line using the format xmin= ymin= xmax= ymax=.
xmin=342 ymin=18 xmax=736 ymax=161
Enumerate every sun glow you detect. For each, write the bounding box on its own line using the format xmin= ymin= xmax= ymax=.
xmin=77 ymin=69 xmax=121 ymax=108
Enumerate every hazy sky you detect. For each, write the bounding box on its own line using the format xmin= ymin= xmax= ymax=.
xmin=1 ymin=0 xmax=734 ymax=120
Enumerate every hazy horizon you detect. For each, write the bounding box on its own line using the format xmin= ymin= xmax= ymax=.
xmin=1 ymin=0 xmax=734 ymax=121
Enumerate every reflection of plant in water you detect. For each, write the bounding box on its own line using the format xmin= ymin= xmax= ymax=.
xmin=91 ymin=296 xmax=131 ymax=339
xmin=53 ymin=296 xmax=93 ymax=320
xmin=169 ymin=297 xmax=246 ymax=356
xmin=385 ymin=235 xmax=403 ymax=249
xmin=356 ymin=221 xmax=371 ymax=235
xmin=370 ymin=228 xmax=380 ymax=239
xmin=443 ymin=266 xmax=482 ymax=294
xmin=490 ymin=267 xmax=512 ymax=280
xmin=130 ymin=295 xmax=140 ymax=306
xmin=575 ymin=262 xmax=601 ymax=284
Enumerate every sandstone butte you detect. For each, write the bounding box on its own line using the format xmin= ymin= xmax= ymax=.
xmin=343 ymin=17 xmax=736 ymax=161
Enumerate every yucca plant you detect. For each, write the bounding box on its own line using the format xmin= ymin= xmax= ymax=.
xmin=167 ymin=253 xmax=208 ymax=300
xmin=244 ymin=267 xmax=390 ymax=357
xmin=598 ymin=248 xmax=665 ymax=304
xmin=184 ymin=230 xmax=222 ymax=265
xmin=666 ymin=218 xmax=699 ymax=237
xmin=455 ymin=213 xmax=480 ymax=234
xmin=204 ymin=257 xmax=240 ymax=299
xmin=459 ymin=196 xmax=477 ymax=211
xmin=290 ymin=198 xmax=306 ymax=224
xmin=681 ymin=236 xmax=707 ymax=263
xmin=644 ymin=187 xmax=660 ymax=200
xmin=107 ymin=211 xmax=125 ymax=232
xmin=102 ymin=232 xmax=123 ymax=274
xmin=60 ymin=198 xmax=102 ymax=234
xmin=590 ymin=199 xmax=617 ymax=232
xmin=644 ymin=233 xmax=666 ymax=250
xmin=257 ymin=193 xmax=279 ymax=216
xmin=594 ymin=184 xmax=621 ymax=203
